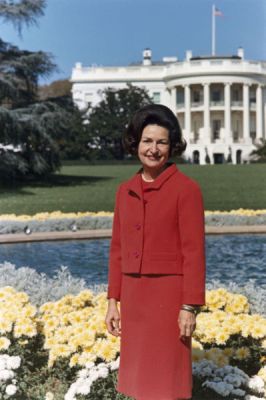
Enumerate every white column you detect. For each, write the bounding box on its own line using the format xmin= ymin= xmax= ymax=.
xmin=224 ymin=83 xmax=232 ymax=143
xmin=203 ymin=83 xmax=211 ymax=143
xmin=256 ymin=84 xmax=263 ymax=140
xmin=170 ymin=87 xmax=177 ymax=115
xmin=184 ymin=84 xmax=191 ymax=142
xmin=243 ymin=84 xmax=251 ymax=143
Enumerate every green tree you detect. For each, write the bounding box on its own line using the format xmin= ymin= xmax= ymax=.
xmin=86 ymin=85 xmax=152 ymax=160
xmin=0 ymin=0 xmax=79 ymax=182
xmin=250 ymin=139 xmax=266 ymax=163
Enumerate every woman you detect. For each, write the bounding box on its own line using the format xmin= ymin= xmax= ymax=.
xmin=105 ymin=104 xmax=206 ymax=400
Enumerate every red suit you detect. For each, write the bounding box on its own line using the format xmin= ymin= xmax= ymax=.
xmin=107 ymin=162 xmax=206 ymax=400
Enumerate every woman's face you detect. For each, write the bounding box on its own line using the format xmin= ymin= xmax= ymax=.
xmin=138 ymin=124 xmax=170 ymax=171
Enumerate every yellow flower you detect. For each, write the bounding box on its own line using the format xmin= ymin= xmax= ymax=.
xmin=223 ymin=347 xmax=235 ymax=358
xmin=251 ymin=324 xmax=266 ymax=339
xmin=192 ymin=348 xmax=204 ymax=362
xmin=69 ymin=353 xmax=80 ymax=367
xmin=0 ymin=319 xmax=13 ymax=334
xmin=15 ymin=292 xmax=29 ymax=304
xmin=50 ymin=344 xmax=73 ymax=359
xmin=215 ymin=331 xmax=230 ymax=345
xmin=18 ymin=339 xmax=29 ymax=346
xmin=78 ymin=351 xmax=97 ymax=366
xmin=0 ymin=336 xmax=11 ymax=350
xmin=258 ymin=366 xmax=266 ymax=383
xmin=39 ymin=302 xmax=55 ymax=313
xmin=192 ymin=338 xmax=203 ymax=350
xmin=234 ymin=347 xmax=251 ymax=360
xmin=97 ymin=340 xmax=118 ymax=362
xmin=20 ymin=305 xmax=37 ymax=318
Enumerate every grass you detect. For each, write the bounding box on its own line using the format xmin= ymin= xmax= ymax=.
xmin=0 ymin=162 xmax=265 ymax=215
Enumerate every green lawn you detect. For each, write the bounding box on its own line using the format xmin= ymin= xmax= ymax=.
xmin=0 ymin=163 xmax=265 ymax=215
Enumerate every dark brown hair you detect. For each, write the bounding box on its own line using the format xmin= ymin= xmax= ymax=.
xmin=123 ymin=104 xmax=187 ymax=157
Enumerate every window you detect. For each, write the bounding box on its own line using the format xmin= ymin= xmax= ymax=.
xmin=212 ymin=119 xmax=221 ymax=140
xmin=152 ymin=92 xmax=161 ymax=104
xmin=233 ymin=90 xmax=240 ymax=101
xmin=176 ymin=89 xmax=184 ymax=104
xmin=211 ymin=90 xmax=222 ymax=102
xmin=250 ymin=89 xmax=256 ymax=104
xmin=193 ymin=90 xmax=200 ymax=103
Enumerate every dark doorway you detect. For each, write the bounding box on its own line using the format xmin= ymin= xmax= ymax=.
xmin=213 ymin=153 xmax=224 ymax=164
xmin=236 ymin=150 xmax=242 ymax=164
xmin=193 ymin=150 xmax=200 ymax=164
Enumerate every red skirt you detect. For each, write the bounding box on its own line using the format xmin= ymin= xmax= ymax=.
xmin=116 ymin=273 xmax=192 ymax=400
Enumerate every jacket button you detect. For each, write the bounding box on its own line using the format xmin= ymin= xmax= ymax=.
xmin=133 ymin=251 xmax=140 ymax=258
xmin=135 ymin=223 xmax=141 ymax=230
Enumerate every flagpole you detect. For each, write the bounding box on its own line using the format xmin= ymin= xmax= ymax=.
xmin=212 ymin=4 xmax=215 ymax=56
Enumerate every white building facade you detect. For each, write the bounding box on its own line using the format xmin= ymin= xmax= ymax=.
xmin=71 ymin=48 xmax=266 ymax=164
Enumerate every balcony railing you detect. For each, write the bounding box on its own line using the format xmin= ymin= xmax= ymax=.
xmin=191 ymin=101 xmax=203 ymax=107
xmin=210 ymin=100 xmax=224 ymax=106
xmin=231 ymin=101 xmax=243 ymax=107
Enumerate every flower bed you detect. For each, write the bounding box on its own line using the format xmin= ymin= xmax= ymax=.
xmin=0 ymin=264 xmax=265 ymax=399
xmin=1 ymin=209 xmax=266 ymax=234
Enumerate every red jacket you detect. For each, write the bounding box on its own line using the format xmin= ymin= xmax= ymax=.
xmin=107 ymin=162 xmax=206 ymax=305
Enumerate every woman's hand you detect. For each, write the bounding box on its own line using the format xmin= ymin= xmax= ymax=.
xmin=105 ymin=299 xmax=121 ymax=337
xmin=178 ymin=309 xmax=196 ymax=340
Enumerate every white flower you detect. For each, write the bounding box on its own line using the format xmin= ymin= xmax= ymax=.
xmin=64 ymin=392 xmax=77 ymax=400
xmin=5 ymin=384 xmax=17 ymax=396
xmin=76 ymin=382 xmax=91 ymax=395
xmin=45 ymin=392 xmax=54 ymax=400
xmin=64 ymin=386 xmax=77 ymax=400
xmin=109 ymin=357 xmax=120 ymax=371
xmin=85 ymin=361 xmax=94 ymax=369
xmin=0 ymin=369 xmax=15 ymax=381
xmin=0 ymin=359 xmax=6 ymax=370
xmin=77 ymin=369 xmax=89 ymax=379
xmin=64 ymin=383 xmax=79 ymax=400
xmin=247 ymin=375 xmax=265 ymax=394
xmin=6 ymin=356 xmax=21 ymax=370
xmin=97 ymin=366 xmax=108 ymax=379
xmin=89 ymin=370 xmax=100 ymax=380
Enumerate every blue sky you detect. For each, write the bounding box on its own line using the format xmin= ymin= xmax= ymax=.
xmin=1 ymin=0 xmax=265 ymax=83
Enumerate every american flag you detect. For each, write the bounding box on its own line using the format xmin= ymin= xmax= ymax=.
xmin=214 ymin=7 xmax=223 ymax=17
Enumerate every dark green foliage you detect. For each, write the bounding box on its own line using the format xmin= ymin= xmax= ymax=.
xmin=250 ymin=138 xmax=266 ymax=163
xmin=0 ymin=0 xmax=46 ymax=33
xmin=0 ymin=0 xmax=85 ymax=182
xmin=86 ymin=84 xmax=152 ymax=160
xmin=0 ymin=38 xmax=56 ymax=107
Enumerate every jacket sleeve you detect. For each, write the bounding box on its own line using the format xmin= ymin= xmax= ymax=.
xmin=107 ymin=185 xmax=122 ymax=301
xmin=178 ymin=181 xmax=206 ymax=306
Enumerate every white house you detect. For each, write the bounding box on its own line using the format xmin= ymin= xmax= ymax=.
xmin=71 ymin=48 xmax=266 ymax=164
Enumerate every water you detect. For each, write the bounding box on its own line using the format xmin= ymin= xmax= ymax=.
xmin=0 ymin=235 xmax=265 ymax=287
